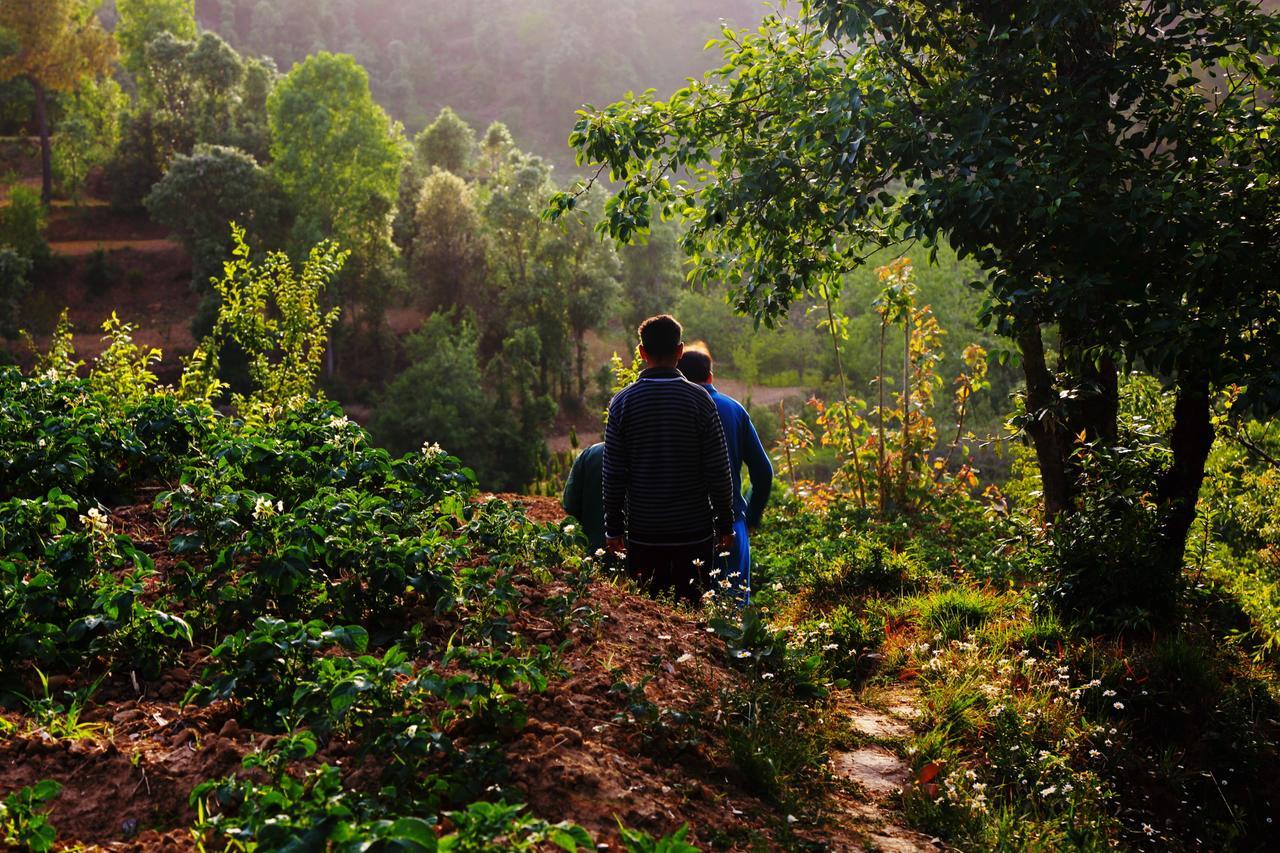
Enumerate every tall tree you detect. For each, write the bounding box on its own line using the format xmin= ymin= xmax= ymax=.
xmin=268 ymin=52 xmax=403 ymax=363
xmin=555 ymin=0 xmax=1280 ymax=624
xmin=0 ymin=0 xmax=115 ymax=203
xmin=115 ymin=0 xmax=196 ymax=74
xmin=555 ymin=187 xmax=621 ymax=404
xmin=410 ymin=169 xmax=487 ymax=313
xmin=415 ymin=106 xmax=475 ymax=176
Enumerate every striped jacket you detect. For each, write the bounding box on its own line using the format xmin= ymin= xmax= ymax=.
xmin=603 ymin=366 xmax=735 ymax=545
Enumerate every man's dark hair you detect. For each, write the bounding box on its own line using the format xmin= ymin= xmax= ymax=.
xmin=638 ymin=314 xmax=682 ymax=359
xmin=677 ymin=342 xmax=713 ymax=383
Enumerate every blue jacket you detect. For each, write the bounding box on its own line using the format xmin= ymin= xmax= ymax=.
xmin=704 ymin=385 xmax=773 ymax=527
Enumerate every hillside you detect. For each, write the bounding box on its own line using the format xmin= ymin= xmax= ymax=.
xmin=182 ymin=0 xmax=760 ymax=168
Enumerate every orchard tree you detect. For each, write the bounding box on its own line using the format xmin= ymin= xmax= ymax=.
xmin=0 ymin=0 xmax=115 ymax=203
xmin=115 ymin=0 xmax=196 ymax=74
xmin=415 ymin=106 xmax=475 ymax=175
xmin=553 ymin=0 xmax=1280 ymax=626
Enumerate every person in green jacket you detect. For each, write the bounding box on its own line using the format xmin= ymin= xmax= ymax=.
xmin=561 ymin=441 xmax=605 ymax=550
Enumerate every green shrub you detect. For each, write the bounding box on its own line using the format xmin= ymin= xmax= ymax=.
xmin=0 ymin=247 xmax=33 ymax=337
xmin=916 ymin=588 xmax=1002 ymax=642
xmin=83 ymin=249 xmax=117 ymax=298
xmin=0 ymin=185 xmax=48 ymax=264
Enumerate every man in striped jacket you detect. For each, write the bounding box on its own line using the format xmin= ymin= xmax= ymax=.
xmin=603 ymin=315 xmax=736 ymax=603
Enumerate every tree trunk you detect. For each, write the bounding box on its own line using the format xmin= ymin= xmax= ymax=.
xmin=1155 ymin=378 xmax=1214 ymax=574
xmin=31 ymin=78 xmax=53 ymax=205
xmin=877 ymin=318 xmax=888 ymax=517
xmin=899 ymin=311 xmax=911 ymax=504
xmin=575 ymin=332 xmax=586 ymax=406
xmin=1018 ymin=324 xmax=1073 ymax=519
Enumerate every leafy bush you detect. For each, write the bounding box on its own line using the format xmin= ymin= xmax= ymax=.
xmin=0 ymin=185 xmax=48 ymax=264
xmin=372 ymin=314 xmax=554 ymax=491
xmin=185 ymin=226 xmax=344 ymax=418
xmin=82 ymin=249 xmax=118 ymax=299
xmin=0 ymin=247 xmax=33 ymax=337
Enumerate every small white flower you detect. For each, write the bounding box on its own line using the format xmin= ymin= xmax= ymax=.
xmin=718 ymin=550 xmax=731 ymax=557
xmin=708 ymin=567 xmax=721 ymax=577
xmin=761 ymin=672 xmax=775 ymax=680
xmin=564 ymin=524 xmax=576 ymax=534
xmin=594 ymin=548 xmax=606 ymax=557
xmin=420 ymin=441 xmax=445 ymax=461
xmin=252 ymin=496 xmax=276 ymax=520
xmin=735 ymin=649 xmax=752 ymax=659
xmin=1040 ymin=785 xmax=1057 ymax=797
xmin=691 ymin=558 xmax=705 ymax=568
xmin=1113 ymin=701 xmax=1125 ymax=710
xmin=785 ymin=815 xmax=797 ymax=825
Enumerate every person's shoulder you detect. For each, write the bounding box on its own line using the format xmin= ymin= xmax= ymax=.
xmin=610 ymin=382 xmax=640 ymax=407
xmin=712 ymin=389 xmax=750 ymax=418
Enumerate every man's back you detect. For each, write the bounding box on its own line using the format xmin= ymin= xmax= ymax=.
xmin=603 ymin=367 xmax=734 ymax=545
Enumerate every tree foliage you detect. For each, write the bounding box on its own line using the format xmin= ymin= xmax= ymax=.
xmin=51 ymin=74 xmax=125 ymax=203
xmin=0 ymin=0 xmax=115 ymax=202
xmin=410 ymin=169 xmax=486 ymax=313
xmin=268 ymin=52 xmax=402 ymax=333
xmin=370 ymin=313 xmax=554 ymax=491
xmin=0 ymin=249 xmax=33 ymax=339
xmin=105 ymin=30 xmax=272 ymax=210
xmin=114 ymin=0 xmax=197 ymax=73
xmin=144 ymin=144 xmax=283 ymax=290
xmin=414 ymin=106 xmax=474 ymax=176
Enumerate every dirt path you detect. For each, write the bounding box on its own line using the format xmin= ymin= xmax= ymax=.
xmin=828 ymin=685 xmax=939 ymax=851
xmin=47 ymin=239 xmax=181 ymax=257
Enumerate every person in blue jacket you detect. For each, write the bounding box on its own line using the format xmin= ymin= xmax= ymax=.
xmin=678 ymin=343 xmax=773 ymax=604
